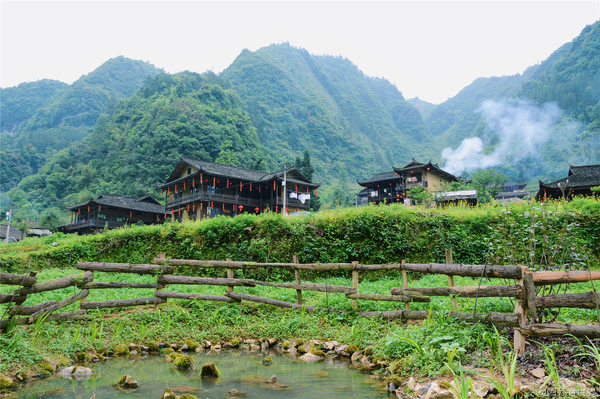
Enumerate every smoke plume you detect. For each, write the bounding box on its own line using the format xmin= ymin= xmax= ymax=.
xmin=441 ymin=98 xmax=575 ymax=176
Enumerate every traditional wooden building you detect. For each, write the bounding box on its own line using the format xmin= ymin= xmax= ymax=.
xmin=356 ymin=160 xmax=459 ymax=205
xmin=59 ymin=194 xmax=168 ymax=234
xmin=495 ymin=181 xmax=529 ymax=202
xmin=436 ymin=190 xmax=478 ymax=207
xmin=537 ymin=164 xmax=600 ymax=200
xmin=159 ymin=157 xmax=320 ymax=220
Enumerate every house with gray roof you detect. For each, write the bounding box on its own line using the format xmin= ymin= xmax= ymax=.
xmin=159 ymin=157 xmax=320 ymax=219
xmin=536 ymin=164 xmax=600 ymax=200
xmin=356 ymin=160 xmax=459 ymax=205
xmin=59 ymin=194 xmax=167 ymax=234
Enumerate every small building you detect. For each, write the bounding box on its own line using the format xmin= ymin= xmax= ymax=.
xmin=495 ymin=181 xmax=529 ymax=202
xmin=0 ymin=224 xmax=23 ymax=242
xmin=356 ymin=160 xmax=459 ymax=205
xmin=59 ymin=194 xmax=167 ymax=235
xmin=536 ymin=164 xmax=600 ymax=200
xmin=159 ymin=157 xmax=320 ymax=220
xmin=435 ymin=190 xmax=478 ymax=207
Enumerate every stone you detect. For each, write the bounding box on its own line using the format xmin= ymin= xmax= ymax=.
xmin=530 ymin=367 xmax=545 ymax=379
xmin=360 ymin=355 xmax=375 ymax=369
xmin=0 ymin=374 xmax=20 ymax=390
xmin=268 ymin=338 xmax=277 ymax=347
xmin=162 ymin=388 xmax=177 ymax=399
xmin=244 ymin=339 xmax=256 ymax=345
xmin=129 ymin=350 xmax=138 ymax=355
xmin=173 ymin=355 xmax=195 ymax=370
xmin=60 ymin=367 xmax=94 ymax=382
xmin=261 ymin=341 xmax=269 ymax=350
xmin=287 ymin=347 xmax=298 ymax=356
xmin=268 ymin=375 xmax=277 ymax=383
xmin=228 ymin=388 xmax=247 ymax=396
xmin=140 ymin=345 xmax=150 ymax=352
xmin=423 ymin=382 xmax=454 ymax=399
xmin=351 ymin=351 xmax=362 ymax=363
xmin=205 ymin=341 xmax=212 ymax=348
xmin=116 ymin=375 xmax=140 ymax=388
xmin=199 ymin=362 xmax=220 ymax=378
xmin=299 ymin=352 xmax=324 ymax=363
xmin=212 ymin=344 xmax=222 ymax=351
xmin=396 ymin=389 xmax=418 ymax=399
xmin=128 ymin=343 xmax=138 ymax=351
xmin=180 ymin=344 xmax=189 ymax=351
xmin=250 ymin=345 xmax=261 ymax=351
xmin=472 ymin=381 xmax=490 ymax=397
xmin=335 ymin=345 xmax=348 ymax=356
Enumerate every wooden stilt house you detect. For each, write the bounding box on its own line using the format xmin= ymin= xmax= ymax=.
xmin=357 ymin=160 xmax=459 ymax=205
xmin=159 ymin=157 xmax=320 ymax=220
xmin=537 ymin=164 xmax=600 ymax=200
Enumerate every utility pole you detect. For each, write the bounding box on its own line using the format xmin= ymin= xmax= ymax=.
xmin=5 ymin=203 xmax=13 ymax=243
xmin=282 ymin=162 xmax=292 ymax=216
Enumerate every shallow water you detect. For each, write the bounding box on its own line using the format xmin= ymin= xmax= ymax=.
xmin=15 ymin=350 xmax=390 ymax=398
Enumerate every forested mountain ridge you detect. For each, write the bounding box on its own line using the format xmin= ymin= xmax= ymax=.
xmin=421 ymin=21 xmax=600 ymax=185
xmin=11 ymin=71 xmax=266 ymax=214
xmin=220 ymin=44 xmax=435 ymax=188
xmin=1 ymin=57 xmax=162 ymax=191
xmin=1 ymin=79 xmax=68 ymax=135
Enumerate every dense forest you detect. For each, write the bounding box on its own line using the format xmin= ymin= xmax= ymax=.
xmin=1 ymin=21 xmax=599 ymax=230
xmin=1 ymin=57 xmax=162 ymax=192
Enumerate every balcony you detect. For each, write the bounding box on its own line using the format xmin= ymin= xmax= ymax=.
xmin=167 ymin=189 xmax=263 ymax=209
xmin=60 ymin=219 xmax=128 ymax=232
xmin=406 ymin=181 xmax=428 ymax=188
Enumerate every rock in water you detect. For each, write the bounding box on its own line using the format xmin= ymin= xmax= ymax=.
xmin=199 ymin=362 xmax=220 ymax=378
xmin=173 ymin=355 xmax=195 ymax=370
xmin=268 ymin=375 xmax=277 ymax=383
xmin=228 ymin=388 xmax=247 ymax=396
xmin=162 ymin=388 xmax=177 ymax=399
xmin=116 ymin=374 xmax=140 ymax=388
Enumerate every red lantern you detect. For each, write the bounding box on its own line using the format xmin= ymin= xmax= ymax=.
xmin=130 ymin=211 xmax=132 ymax=217
xmin=193 ymin=205 xmax=195 ymax=212
xmin=223 ymin=203 xmax=225 ymax=211
xmin=276 ymin=206 xmax=278 ymax=213
xmin=164 ymin=213 xmax=167 ymax=219
xmin=98 ymin=205 xmax=101 ymax=211
xmin=70 ymin=211 xmax=72 ymax=216
xmin=316 ymin=188 xmax=318 ymax=196
xmin=179 ymin=209 xmax=181 ymax=216
xmin=184 ymin=181 xmax=186 ymax=190
xmin=295 ymin=184 xmax=297 ymax=193
xmin=88 ymin=206 xmax=90 ymax=212
xmin=211 ymin=202 xmax=213 ymax=208
xmin=238 ymin=205 xmax=243 ymax=210
xmin=240 ymin=181 xmax=243 ymax=191
xmin=250 ymin=183 xmax=252 ymax=191
xmin=200 ymin=203 xmax=203 ymax=210
xmin=306 ymin=187 xmax=308 ymax=194
xmin=373 ymin=202 xmax=376 ymax=205
xmin=157 ymin=214 xmax=159 ymax=220
xmin=187 ymin=204 xmax=190 ymax=211
xmin=273 ymin=181 xmax=276 ymax=190
xmin=192 ymin=178 xmax=195 ymax=188
xmin=427 ymin=167 xmax=430 ymax=171
xmin=255 ymin=207 xmax=260 ymax=213
xmin=227 ymin=178 xmax=229 ymax=187
xmin=78 ymin=208 xmax=80 ymax=214
xmin=200 ymin=174 xmax=203 ymax=184
xmin=233 ymin=204 xmax=235 ymax=211
xmin=259 ymin=185 xmax=261 ymax=193
xmin=411 ymin=171 xmax=413 ymax=174
xmin=175 ymin=184 xmax=178 ymax=191
xmin=213 ymin=177 xmax=216 ymax=187
xmin=161 ymin=189 xmax=163 ymax=197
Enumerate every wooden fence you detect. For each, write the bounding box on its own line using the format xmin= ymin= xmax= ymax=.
xmin=2 ymin=250 xmax=600 ymax=353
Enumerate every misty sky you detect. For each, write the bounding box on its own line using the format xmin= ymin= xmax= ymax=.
xmin=1 ymin=1 xmax=599 ymax=104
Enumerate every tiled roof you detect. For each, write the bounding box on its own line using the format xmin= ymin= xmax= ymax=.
xmin=160 ymin=157 xmax=321 ymax=188
xmin=0 ymin=224 xmax=22 ymax=240
xmin=438 ymin=190 xmax=478 ymax=200
xmin=540 ymin=164 xmax=600 ymax=189
xmin=357 ymin=171 xmax=399 ymax=186
xmin=66 ymin=194 xmax=166 ymax=213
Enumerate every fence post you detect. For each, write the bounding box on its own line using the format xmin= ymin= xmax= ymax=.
xmin=226 ymin=259 xmax=234 ymax=293
xmin=80 ymin=271 xmax=91 ymax=308
xmin=523 ymin=270 xmax=537 ymax=322
xmin=402 ymin=260 xmax=409 ymax=311
xmin=155 ymin=253 xmax=166 ymax=309
xmin=446 ymin=249 xmax=457 ymax=313
xmin=293 ymin=255 xmax=302 ymax=305
xmin=514 ymin=265 xmax=528 ymax=354
xmin=352 ymin=261 xmax=359 ymax=311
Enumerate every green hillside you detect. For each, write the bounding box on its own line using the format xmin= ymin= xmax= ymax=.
xmin=220 ymin=44 xmax=435 ymax=188
xmin=9 ymin=71 xmax=265 ymax=217
xmin=423 ymin=21 xmax=600 ymax=185
xmin=1 ymin=57 xmax=161 ymax=191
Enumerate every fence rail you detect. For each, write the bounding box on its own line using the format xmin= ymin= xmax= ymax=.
xmin=2 ymin=252 xmax=600 ymax=350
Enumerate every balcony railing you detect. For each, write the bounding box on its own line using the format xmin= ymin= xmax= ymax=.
xmin=61 ymin=219 xmax=128 ymax=231
xmin=167 ymin=190 xmax=262 ymax=209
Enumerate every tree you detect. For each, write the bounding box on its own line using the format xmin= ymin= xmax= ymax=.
xmin=215 ymin=140 xmax=240 ymax=166
xmin=467 ymin=169 xmax=508 ymax=203
xmin=407 ymin=186 xmax=433 ymax=206
xmin=294 ymin=150 xmax=315 ymax=181
xmin=39 ymin=208 xmax=65 ymax=230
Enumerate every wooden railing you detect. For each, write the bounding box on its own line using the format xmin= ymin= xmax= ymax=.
xmin=2 ymin=252 xmax=600 ymax=353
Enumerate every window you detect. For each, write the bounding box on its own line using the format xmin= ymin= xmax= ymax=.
xmin=187 ymin=168 xmax=191 ymax=175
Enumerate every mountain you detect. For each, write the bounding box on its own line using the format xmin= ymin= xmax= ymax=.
xmin=12 ymin=71 xmax=265 ymax=212
xmin=220 ymin=44 xmax=435 ymax=188
xmin=421 ymin=21 xmax=600 ymax=185
xmin=1 ymin=57 xmax=162 ymax=191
